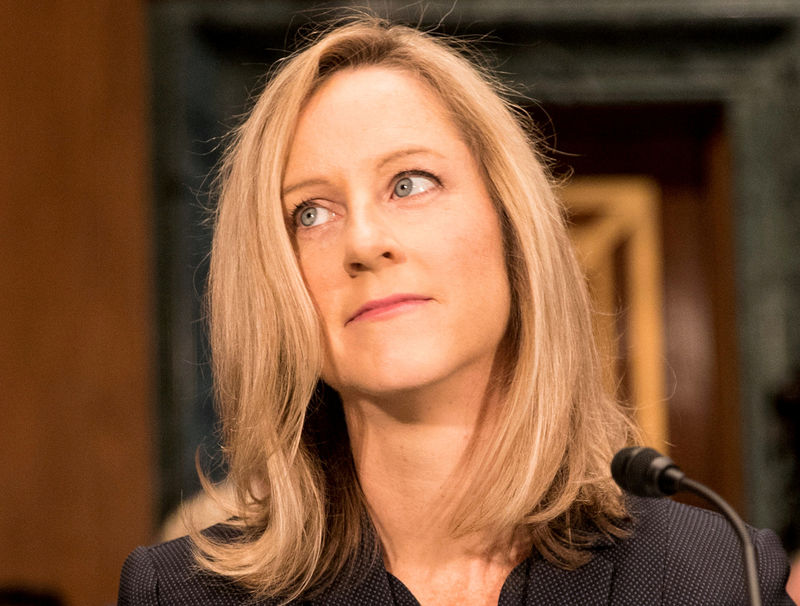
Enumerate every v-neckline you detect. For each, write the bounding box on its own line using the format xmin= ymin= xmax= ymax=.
xmin=383 ymin=558 xmax=531 ymax=606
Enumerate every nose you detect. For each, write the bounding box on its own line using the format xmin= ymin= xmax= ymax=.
xmin=343 ymin=202 xmax=404 ymax=276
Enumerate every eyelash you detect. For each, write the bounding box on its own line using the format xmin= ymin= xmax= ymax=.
xmin=289 ymin=169 xmax=442 ymax=227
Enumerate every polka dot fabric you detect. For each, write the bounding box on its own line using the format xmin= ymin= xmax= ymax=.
xmin=118 ymin=496 xmax=795 ymax=604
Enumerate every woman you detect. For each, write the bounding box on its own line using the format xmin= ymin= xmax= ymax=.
xmin=119 ymin=16 xmax=793 ymax=605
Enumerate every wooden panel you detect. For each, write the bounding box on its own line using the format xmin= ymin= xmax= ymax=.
xmin=564 ymin=177 xmax=668 ymax=452
xmin=704 ymin=129 xmax=743 ymax=514
xmin=0 ymin=3 xmax=154 ymax=604
xmin=548 ymin=105 xmax=743 ymax=514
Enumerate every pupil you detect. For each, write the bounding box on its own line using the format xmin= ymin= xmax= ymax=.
xmin=301 ymin=207 xmax=317 ymax=226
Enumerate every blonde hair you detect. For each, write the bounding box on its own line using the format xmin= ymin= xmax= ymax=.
xmin=196 ymin=14 xmax=638 ymax=601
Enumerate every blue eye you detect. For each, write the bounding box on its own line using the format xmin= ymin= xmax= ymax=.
xmin=295 ymin=204 xmax=332 ymax=228
xmin=393 ymin=174 xmax=437 ymax=198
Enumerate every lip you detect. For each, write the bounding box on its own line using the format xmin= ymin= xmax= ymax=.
xmin=346 ymin=294 xmax=432 ymax=324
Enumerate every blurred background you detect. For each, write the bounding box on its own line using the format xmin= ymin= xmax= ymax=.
xmin=2 ymin=1 xmax=799 ymax=604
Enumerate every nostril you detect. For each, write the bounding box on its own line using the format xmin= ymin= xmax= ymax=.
xmin=348 ymin=261 xmax=367 ymax=275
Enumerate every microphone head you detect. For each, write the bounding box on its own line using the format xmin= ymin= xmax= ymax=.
xmin=611 ymin=446 xmax=684 ymax=497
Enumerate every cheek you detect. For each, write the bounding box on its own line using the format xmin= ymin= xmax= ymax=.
xmin=297 ymin=244 xmax=340 ymax=323
xmin=297 ymin=249 xmax=341 ymax=383
xmin=440 ymin=209 xmax=508 ymax=288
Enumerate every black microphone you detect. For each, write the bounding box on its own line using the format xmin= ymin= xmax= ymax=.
xmin=611 ymin=447 xmax=762 ymax=606
xmin=611 ymin=446 xmax=685 ymax=497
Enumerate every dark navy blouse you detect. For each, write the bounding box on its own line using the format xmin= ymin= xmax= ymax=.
xmin=118 ymin=496 xmax=795 ymax=605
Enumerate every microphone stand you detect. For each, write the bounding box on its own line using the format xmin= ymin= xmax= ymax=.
xmin=612 ymin=447 xmax=763 ymax=606
xmin=679 ymin=477 xmax=761 ymax=606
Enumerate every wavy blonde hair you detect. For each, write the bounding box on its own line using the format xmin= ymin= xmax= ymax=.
xmin=195 ymin=14 xmax=638 ymax=601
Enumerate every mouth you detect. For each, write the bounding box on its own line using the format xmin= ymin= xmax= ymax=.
xmin=346 ymin=294 xmax=432 ymax=325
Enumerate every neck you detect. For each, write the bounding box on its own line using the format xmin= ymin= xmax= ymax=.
xmin=339 ymin=364 xmax=514 ymax=573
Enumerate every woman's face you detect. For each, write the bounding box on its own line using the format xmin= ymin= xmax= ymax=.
xmin=282 ymin=66 xmax=511 ymax=398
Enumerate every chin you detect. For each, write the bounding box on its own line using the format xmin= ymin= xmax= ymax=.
xmin=328 ymin=347 xmax=500 ymax=406
xmin=324 ymin=351 xmax=452 ymax=398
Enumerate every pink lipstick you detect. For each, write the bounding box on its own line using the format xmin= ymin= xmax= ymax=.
xmin=347 ymin=294 xmax=431 ymax=324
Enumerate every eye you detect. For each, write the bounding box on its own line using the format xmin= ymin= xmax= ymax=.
xmin=393 ymin=173 xmax=438 ymax=198
xmin=293 ymin=203 xmax=333 ymax=228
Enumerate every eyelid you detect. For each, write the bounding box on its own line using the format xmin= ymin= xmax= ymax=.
xmin=394 ymin=169 xmax=440 ymax=184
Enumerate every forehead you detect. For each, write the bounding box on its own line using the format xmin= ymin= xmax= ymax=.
xmin=284 ymin=66 xmax=464 ymax=173
xmin=306 ymin=65 xmax=451 ymax=126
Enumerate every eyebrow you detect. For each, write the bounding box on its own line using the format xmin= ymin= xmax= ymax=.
xmin=282 ymin=177 xmax=330 ymax=198
xmin=376 ymin=147 xmax=442 ymax=169
xmin=281 ymin=147 xmax=442 ymax=198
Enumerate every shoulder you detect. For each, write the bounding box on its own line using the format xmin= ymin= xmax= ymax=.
xmin=117 ymin=524 xmax=276 ymax=606
xmin=604 ymin=496 xmax=793 ymax=605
